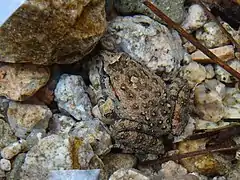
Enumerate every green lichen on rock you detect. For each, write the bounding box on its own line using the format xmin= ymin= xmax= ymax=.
xmin=0 ymin=0 xmax=106 ymax=65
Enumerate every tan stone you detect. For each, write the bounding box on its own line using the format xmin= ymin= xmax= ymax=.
xmin=0 ymin=64 xmax=50 ymax=101
xmin=0 ymin=0 xmax=106 ymax=65
xmin=191 ymin=45 xmax=235 ymax=63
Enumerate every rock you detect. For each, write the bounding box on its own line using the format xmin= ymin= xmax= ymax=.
xmin=1 ymin=140 xmax=27 ymax=160
xmin=0 ymin=0 xmax=106 ymax=65
xmin=215 ymin=60 xmax=240 ymax=83
xmin=7 ymin=101 xmax=52 ymax=138
xmin=195 ymin=117 xmax=230 ymax=130
xmin=205 ymin=65 xmax=215 ymax=79
xmin=223 ymin=87 xmax=240 ymax=119
xmin=0 ymin=119 xmax=17 ymax=150
xmin=0 ymin=159 xmax=11 ymax=171
xmin=20 ymin=135 xmax=103 ymax=180
xmin=114 ymin=0 xmax=185 ymax=24
xmin=69 ymin=119 xmax=112 ymax=156
xmin=105 ymin=15 xmax=184 ymax=77
xmin=26 ymin=129 xmax=46 ymax=150
xmin=191 ymin=45 xmax=235 ymax=63
xmin=183 ymin=41 xmax=197 ymax=54
xmin=0 ymin=64 xmax=50 ymax=101
xmin=194 ymin=79 xmax=226 ymax=122
xmin=6 ymin=153 xmax=26 ymax=180
xmin=109 ymin=168 xmax=150 ymax=180
xmin=54 ymin=74 xmax=92 ymax=121
xmin=182 ymin=61 xmax=207 ymax=88
xmin=102 ymin=153 xmax=137 ymax=177
xmin=0 ymin=169 xmax=5 ymax=178
xmin=48 ymin=114 xmax=76 ymax=135
xmin=196 ymin=21 xmax=230 ymax=48
xmin=182 ymin=4 xmax=208 ymax=32
xmin=0 ymin=97 xmax=9 ymax=118
xmin=161 ymin=161 xmax=188 ymax=178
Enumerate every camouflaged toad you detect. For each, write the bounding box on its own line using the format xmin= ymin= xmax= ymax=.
xmin=89 ymin=51 xmax=191 ymax=155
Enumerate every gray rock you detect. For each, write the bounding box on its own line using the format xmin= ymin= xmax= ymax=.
xmin=103 ymin=153 xmax=137 ymax=177
xmin=48 ymin=114 xmax=76 ymax=135
xmin=109 ymin=168 xmax=150 ymax=180
xmin=0 ymin=159 xmax=11 ymax=171
xmin=0 ymin=169 xmax=5 ymax=178
xmin=0 ymin=119 xmax=17 ymax=150
xmin=7 ymin=101 xmax=52 ymax=138
xmin=114 ymin=0 xmax=185 ymax=24
xmin=54 ymin=74 xmax=93 ymax=121
xmin=160 ymin=161 xmax=187 ymax=179
xmin=105 ymin=15 xmax=184 ymax=77
xmin=0 ymin=0 xmax=106 ymax=65
xmin=69 ymin=119 xmax=112 ymax=156
xmin=26 ymin=129 xmax=46 ymax=150
xmin=6 ymin=153 xmax=26 ymax=180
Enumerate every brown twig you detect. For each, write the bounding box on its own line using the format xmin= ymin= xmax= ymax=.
xmin=141 ymin=145 xmax=240 ymax=165
xmin=196 ymin=0 xmax=240 ymax=52
xmin=143 ymin=0 xmax=240 ymax=81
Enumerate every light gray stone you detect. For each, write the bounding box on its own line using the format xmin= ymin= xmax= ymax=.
xmin=109 ymin=168 xmax=150 ymax=180
xmin=0 ymin=119 xmax=17 ymax=150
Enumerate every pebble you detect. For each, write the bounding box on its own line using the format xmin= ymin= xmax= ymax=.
xmin=0 ymin=169 xmax=5 ymax=178
xmin=196 ymin=21 xmax=230 ymax=48
xmin=102 ymin=153 xmax=137 ymax=177
xmin=215 ymin=59 xmax=240 ymax=83
xmin=182 ymin=61 xmax=207 ymax=87
xmin=69 ymin=118 xmax=112 ymax=156
xmin=113 ymin=0 xmax=185 ymax=24
xmin=7 ymin=101 xmax=52 ymax=138
xmin=194 ymin=79 xmax=226 ymax=122
xmin=48 ymin=114 xmax=76 ymax=135
xmin=191 ymin=45 xmax=235 ymax=63
xmin=106 ymin=15 xmax=184 ymax=76
xmin=205 ymin=65 xmax=215 ymax=79
xmin=109 ymin=168 xmax=150 ymax=180
xmin=1 ymin=139 xmax=27 ymax=160
xmin=54 ymin=74 xmax=93 ymax=121
xmin=0 ymin=118 xmax=17 ymax=150
xmin=0 ymin=159 xmax=11 ymax=171
xmin=0 ymin=64 xmax=50 ymax=101
xmin=26 ymin=129 xmax=46 ymax=150
xmin=182 ymin=4 xmax=208 ymax=32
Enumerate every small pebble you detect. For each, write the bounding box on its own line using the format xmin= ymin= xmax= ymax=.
xmin=0 ymin=159 xmax=11 ymax=171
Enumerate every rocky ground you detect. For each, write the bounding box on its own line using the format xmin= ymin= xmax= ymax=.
xmin=0 ymin=0 xmax=240 ymax=180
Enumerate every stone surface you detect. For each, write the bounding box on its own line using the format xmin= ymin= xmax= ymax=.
xmin=54 ymin=74 xmax=92 ymax=121
xmin=69 ymin=119 xmax=112 ymax=156
xmin=7 ymin=101 xmax=52 ymax=138
xmin=0 ymin=118 xmax=17 ymax=150
xmin=109 ymin=168 xmax=150 ymax=180
xmin=102 ymin=153 xmax=137 ymax=177
xmin=89 ymin=51 xmax=191 ymax=154
xmin=7 ymin=153 xmax=26 ymax=180
xmin=182 ymin=4 xmax=208 ymax=32
xmin=48 ymin=114 xmax=76 ymax=135
xmin=194 ymin=79 xmax=226 ymax=122
xmin=205 ymin=65 xmax=215 ymax=79
xmin=0 ymin=0 xmax=106 ymax=65
xmin=0 ymin=64 xmax=50 ymax=101
xmin=0 ymin=159 xmax=11 ymax=171
xmin=26 ymin=129 xmax=46 ymax=150
xmin=215 ymin=60 xmax=240 ymax=83
xmin=182 ymin=61 xmax=207 ymax=88
xmin=1 ymin=139 xmax=27 ymax=160
xmin=20 ymin=135 xmax=103 ymax=180
xmin=191 ymin=45 xmax=235 ymax=63
xmin=104 ymin=15 xmax=184 ymax=77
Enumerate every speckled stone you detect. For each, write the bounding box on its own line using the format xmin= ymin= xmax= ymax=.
xmin=0 ymin=0 xmax=106 ymax=65
xmin=114 ymin=0 xmax=185 ymax=24
xmin=7 ymin=101 xmax=52 ymax=138
xmin=54 ymin=74 xmax=93 ymax=121
xmin=0 ymin=64 xmax=50 ymax=101
xmin=109 ymin=168 xmax=150 ymax=180
xmin=0 ymin=159 xmax=11 ymax=171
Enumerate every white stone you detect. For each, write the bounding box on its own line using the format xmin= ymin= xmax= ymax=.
xmin=161 ymin=160 xmax=187 ymax=178
xmin=182 ymin=4 xmax=207 ymax=32
xmin=54 ymin=74 xmax=92 ymax=121
xmin=215 ymin=60 xmax=240 ymax=83
xmin=109 ymin=168 xmax=150 ymax=180
xmin=1 ymin=139 xmax=27 ymax=159
xmin=107 ymin=15 xmax=184 ymax=75
xmin=182 ymin=61 xmax=207 ymax=87
xmin=205 ymin=64 xmax=215 ymax=79
xmin=194 ymin=79 xmax=226 ymax=122
xmin=0 ymin=159 xmax=11 ymax=171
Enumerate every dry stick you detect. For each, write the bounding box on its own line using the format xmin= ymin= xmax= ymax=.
xmin=196 ymin=0 xmax=240 ymax=52
xmin=143 ymin=0 xmax=240 ymax=81
xmin=141 ymin=145 xmax=240 ymax=165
